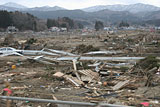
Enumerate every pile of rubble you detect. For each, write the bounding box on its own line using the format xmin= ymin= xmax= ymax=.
xmin=51 ymin=56 xmax=160 ymax=107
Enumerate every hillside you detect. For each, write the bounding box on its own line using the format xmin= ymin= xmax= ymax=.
xmin=25 ymin=9 xmax=140 ymax=25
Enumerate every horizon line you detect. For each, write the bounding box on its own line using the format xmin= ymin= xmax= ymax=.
xmin=0 ymin=2 xmax=160 ymax=10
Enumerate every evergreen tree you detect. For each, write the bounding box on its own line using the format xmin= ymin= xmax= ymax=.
xmin=119 ymin=21 xmax=129 ymax=27
xmin=62 ymin=17 xmax=74 ymax=29
xmin=0 ymin=11 xmax=12 ymax=28
xmin=47 ymin=19 xmax=59 ymax=28
xmin=95 ymin=21 xmax=104 ymax=31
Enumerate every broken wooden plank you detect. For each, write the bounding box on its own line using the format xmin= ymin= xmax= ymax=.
xmin=72 ymin=60 xmax=81 ymax=80
xmin=112 ymin=80 xmax=130 ymax=90
xmin=11 ymin=86 xmax=28 ymax=90
xmin=64 ymin=75 xmax=84 ymax=87
xmin=81 ymin=75 xmax=96 ymax=83
xmin=73 ymin=60 xmax=77 ymax=71
xmin=53 ymin=72 xmax=83 ymax=87
xmin=53 ymin=72 xmax=64 ymax=77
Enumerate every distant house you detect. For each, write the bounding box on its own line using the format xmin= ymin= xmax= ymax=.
xmin=6 ymin=26 xmax=19 ymax=32
xmin=60 ymin=27 xmax=67 ymax=32
xmin=155 ymin=27 xmax=160 ymax=30
xmin=104 ymin=27 xmax=111 ymax=31
xmin=104 ymin=27 xmax=117 ymax=34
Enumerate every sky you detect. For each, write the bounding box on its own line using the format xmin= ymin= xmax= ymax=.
xmin=0 ymin=0 xmax=160 ymax=9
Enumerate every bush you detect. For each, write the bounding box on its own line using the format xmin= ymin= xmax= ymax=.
xmin=27 ymin=38 xmax=37 ymax=44
xmin=120 ymin=67 xmax=129 ymax=72
xmin=72 ymin=44 xmax=100 ymax=54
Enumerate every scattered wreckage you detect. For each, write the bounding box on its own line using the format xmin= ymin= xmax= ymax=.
xmin=0 ymin=47 xmax=160 ymax=107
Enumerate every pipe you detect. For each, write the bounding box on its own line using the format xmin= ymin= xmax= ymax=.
xmin=54 ymin=56 xmax=145 ymax=61
xmin=0 ymin=96 xmax=134 ymax=107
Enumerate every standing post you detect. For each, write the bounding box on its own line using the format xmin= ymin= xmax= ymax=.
xmin=72 ymin=59 xmax=81 ymax=80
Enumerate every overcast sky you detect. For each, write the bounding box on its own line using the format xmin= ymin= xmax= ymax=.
xmin=1 ymin=0 xmax=160 ymax=9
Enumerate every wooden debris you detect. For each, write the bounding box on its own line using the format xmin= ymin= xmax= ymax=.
xmin=78 ymin=69 xmax=100 ymax=80
xmin=64 ymin=75 xmax=84 ymax=87
xmin=112 ymin=80 xmax=130 ymax=90
xmin=11 ymin=86 xmax=28 ymax=90
xmin=115 ymin=76 xmax=131 ymax=81
xmin=145 ymin=67 xmax=158 ymax=87
xmin=81 ymin=75 xmax=95 ymax=83
xmin=72 ymin=60 xmax=81 ymax=80
xmin=73 ymin=60 xmax=77 ymax=71
xmin=53 ymin=71 xmax=83 ymax=87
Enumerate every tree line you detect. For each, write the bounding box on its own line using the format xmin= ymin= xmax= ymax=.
xmin=47 ymin=17 xmax=83 ymax=30
xmin=0 ymin=10 xmax=84 ymax=31
xmin=0 ymin=10 xmax=130 ymax=31
xmin=0 ymin=11 xmax=12 ymax=28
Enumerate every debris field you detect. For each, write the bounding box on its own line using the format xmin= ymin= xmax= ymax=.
xmin=0 ymin=30 xmax=160 ymax=107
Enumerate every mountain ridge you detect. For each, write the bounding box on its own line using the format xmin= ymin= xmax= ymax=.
xmin=82 ymin=3 xmax=160 ymax=13
xmin=0 ymin=2 xmax=66 ymax=11
xmin=1 ymin=2 xmax=160 ymax=13
xmin=0 ymin=2 xmax=160 ymax=27
xmin=3 ymin=2 xmax=28 ymax=9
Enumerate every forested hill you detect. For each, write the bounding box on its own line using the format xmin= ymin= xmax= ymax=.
xmin=0 ymin=10 xmax=47 ymax=31
xmin=0 ymin=10 xmax=84 ymax=31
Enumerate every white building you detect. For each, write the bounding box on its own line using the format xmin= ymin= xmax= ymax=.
xmin=49 ymin=27 xmax=60 ymax=32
